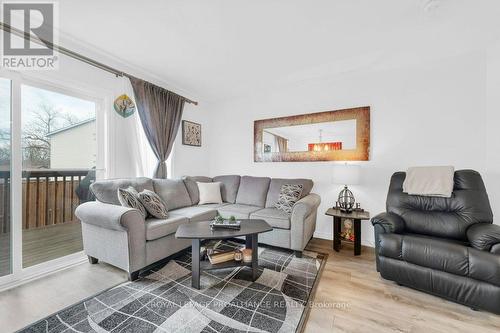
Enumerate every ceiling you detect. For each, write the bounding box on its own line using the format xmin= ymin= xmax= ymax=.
xmin=56 ymin=0 xmax=500 ymax=102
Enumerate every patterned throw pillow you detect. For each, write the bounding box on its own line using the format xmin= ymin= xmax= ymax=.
xmin=117 ymin=187 xmax=147 ymax=218
xmin=275 ymin=184 xmax=304 ymax=215
xmin=138 ymin=189 xmax=169 ymax=219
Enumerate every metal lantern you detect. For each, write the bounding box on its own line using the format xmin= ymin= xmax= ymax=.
xmin=338 ymin=185 xmax=355 ymax=213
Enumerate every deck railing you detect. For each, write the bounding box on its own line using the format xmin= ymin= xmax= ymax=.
xmin=0 ymin=169 xmax=93 ymax=234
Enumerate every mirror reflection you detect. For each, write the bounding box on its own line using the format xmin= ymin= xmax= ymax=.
xmin=262 ymin=119 xmax=357 ymax=153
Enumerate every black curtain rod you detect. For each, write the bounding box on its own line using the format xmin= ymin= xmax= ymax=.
xmin=0 ymin=22 xmax=198 ymax=105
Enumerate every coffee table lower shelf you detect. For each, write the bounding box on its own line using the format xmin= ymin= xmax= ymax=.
xmin=200 ymin=260 xmax=251 ymax=270
xmin=175 ymin=219 xmax=272 ymax=290
xmin=190 ymin=235 xmax=258 ymax=289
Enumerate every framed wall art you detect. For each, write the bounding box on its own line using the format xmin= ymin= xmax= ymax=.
xmin=182 ymin=120 xmax=202 ymax=147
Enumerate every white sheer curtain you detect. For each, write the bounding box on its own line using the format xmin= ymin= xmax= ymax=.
xmin=118 ymin=78 xmax=157 ymax=177
xmin=131 ymin=111 xmax=157 ymax=177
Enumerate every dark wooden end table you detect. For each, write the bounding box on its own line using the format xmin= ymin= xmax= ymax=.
xmin=325 ymin=208 xmax=370 ymax=256
xmin=175 ymin=219 xmax=272 ymax=289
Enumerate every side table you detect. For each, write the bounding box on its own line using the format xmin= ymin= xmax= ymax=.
xmin=325 ymin=208 xmax=370 ymax=255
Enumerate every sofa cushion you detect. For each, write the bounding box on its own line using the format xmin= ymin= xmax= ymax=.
xmin=146 ymin=216 xmax=188 ymax=241
xmin=379 ymin=234 xmax=469 ymax=277
xmin=153 ymin=179 xmax=192 ymax=210
xmin=197 ymin=203 xmax=231 ymax=209
xmin=169 ymin=206 xmax=217 ymax=223
xmin=402 ymin=235 xmax=469 ymax=277
xmin=250 ymin=207 xmax=290 ymax=229
xmin=182 ymin=176 xmax=213 ymax=204
xmin=213 ymin=175 xmax=241 ymax=203
xmin=469 ymin=248 xmax=500 ymax=287
xmin=235 ymin=176 xmax=271 ymax=207
xmin=91 ymin=177 xmax=153 ymax=205
xmin=380 ymin=233 xmax=500 ymax=287
xmin=265 ymin=178 xmax=313 ymax=208
xmin=217 ymin=204 xmax=263 ymax=219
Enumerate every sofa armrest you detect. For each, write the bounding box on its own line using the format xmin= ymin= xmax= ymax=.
xmin=371 ymin=212 xmax=405 ymax=234
xmin=467 ymin=223 xmax=500 ymax=252
xmin=75 ymin=201 xmax=145 ymax=231
xmin=291 ymin=193 xmax=321 ymax=221
xmin=290 ymin=193 xmax=321 ymax=251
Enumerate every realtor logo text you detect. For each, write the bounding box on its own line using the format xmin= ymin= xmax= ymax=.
xmin=1 ymin=1 xmax=59 ymax=70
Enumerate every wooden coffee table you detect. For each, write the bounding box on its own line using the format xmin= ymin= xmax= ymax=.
xmin=175 ymin=219 xmax=272 ymax=289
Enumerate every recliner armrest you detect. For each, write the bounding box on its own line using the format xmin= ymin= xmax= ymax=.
xmin=371 ymin=212 xmax=405 ymax=234
xmin=467 ymin=223 xmax=500 ymax=252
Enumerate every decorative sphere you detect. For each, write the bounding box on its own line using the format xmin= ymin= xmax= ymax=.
xmin=338 ymin=186 xmax=355 ymax=212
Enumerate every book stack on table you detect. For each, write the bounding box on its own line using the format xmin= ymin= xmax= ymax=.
xmin=210 ymin=219 xmax=241 ymax=230
xmin=207 ymin=251 xmax=236 ymax=264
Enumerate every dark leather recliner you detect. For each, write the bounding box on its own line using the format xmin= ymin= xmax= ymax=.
xmin=372 ymin=170 xmax=500 ymax=313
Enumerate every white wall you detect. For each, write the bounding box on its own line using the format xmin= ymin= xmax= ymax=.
xmin=205 ymin=52 xmax=489 ymax=246
xmin=486 ymin=40 xmax=500 ymax=221
xmin=170 ymin=103 xmax=212 ymax=178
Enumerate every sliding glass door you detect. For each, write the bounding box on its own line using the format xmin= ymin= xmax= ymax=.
xmin=0 ymin=78 xmax=11 ymax=277
xmin=0 ymin=73 xmax=103 ymax=286
xmin=21 ymin=84 xmax=97 ymax=268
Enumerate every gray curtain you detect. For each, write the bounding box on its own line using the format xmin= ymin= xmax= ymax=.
xmin=130 ymin=77 xmax=185 ymax=178
xmin=275 ymin=135 xmax=288 ymax=153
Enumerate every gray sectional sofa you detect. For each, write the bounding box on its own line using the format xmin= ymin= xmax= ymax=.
xmin=75 ymin=175 xmax=321 ymax=280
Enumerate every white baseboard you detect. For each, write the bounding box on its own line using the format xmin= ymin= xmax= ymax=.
xmin=0 ymin=252 xmax=87 ymax=292
xmin=313 ymin=231 xmax=333 ymax=240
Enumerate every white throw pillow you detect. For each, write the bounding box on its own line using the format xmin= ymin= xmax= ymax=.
xmin=197 ymin=181 xmax=222 ymax=204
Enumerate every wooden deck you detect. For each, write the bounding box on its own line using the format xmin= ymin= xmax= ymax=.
xmin=0 ymin=168 xmax=91 ymax=277
xmin=0 ymin=221 xmax=83 ymax=276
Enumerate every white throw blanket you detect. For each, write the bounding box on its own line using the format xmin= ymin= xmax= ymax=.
xmin=402 ymin=166 xmax=455 ymax=198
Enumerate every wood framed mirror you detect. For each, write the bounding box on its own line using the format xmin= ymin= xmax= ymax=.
xmin=254 ymin=106 xmax=370 ymax=162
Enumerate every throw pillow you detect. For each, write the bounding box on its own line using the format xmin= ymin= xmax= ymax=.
xmin=138 ymin=189 xmax=169 ymax=219
xmin=275 ymin=184 xmax=304 ymax=215
xmin=117 ymin=187 xmax=147 ymax=218
xmin=198 ymin=181 xmax=223 ymax=204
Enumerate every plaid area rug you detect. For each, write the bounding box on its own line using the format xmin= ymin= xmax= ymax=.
xmin=20 ymin=240 xmax=326 ymax=333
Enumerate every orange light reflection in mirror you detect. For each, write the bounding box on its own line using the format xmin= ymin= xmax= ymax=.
xmin=307 ymin=142 xmax=342 ymax=151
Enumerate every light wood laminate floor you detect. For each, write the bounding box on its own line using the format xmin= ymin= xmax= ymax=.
xmin=1 ymin=238 xmax=499 ymax=332
xmin=0 ymin=262 xmax=127 ymax=332
xmin=304 ymin=238 xmax=500 ymax=333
